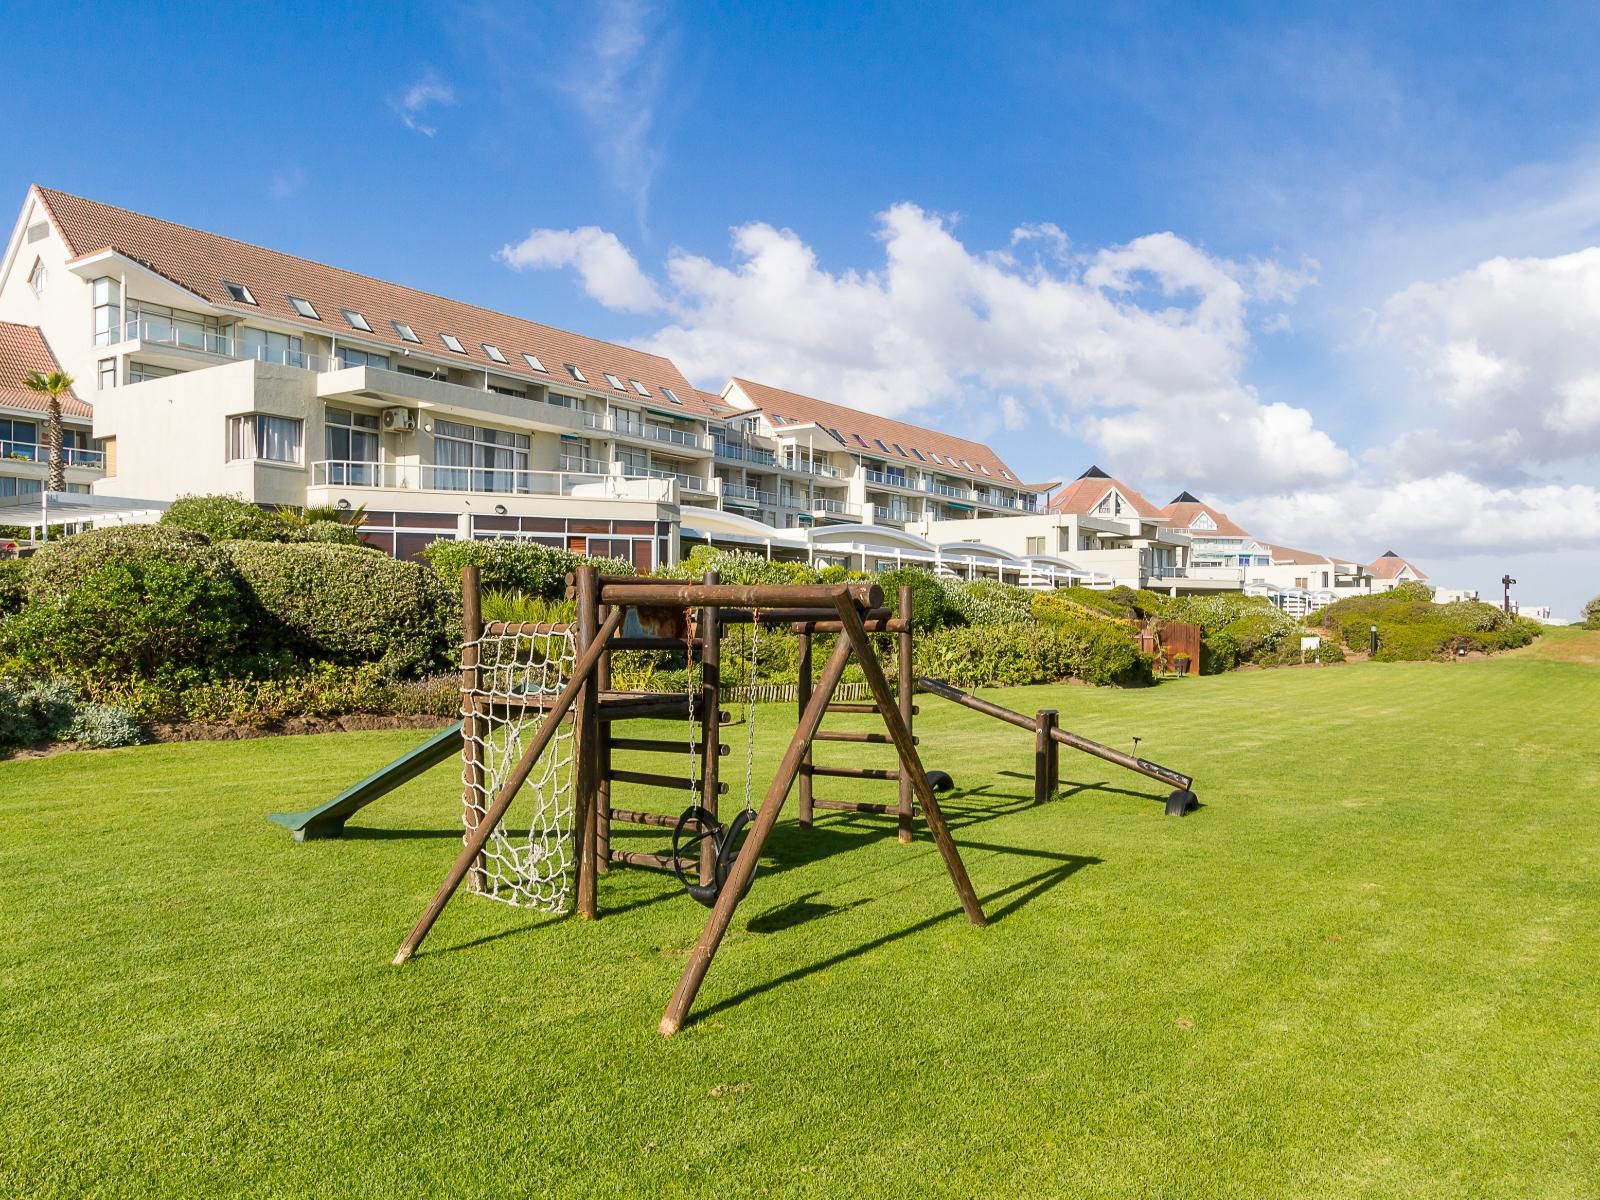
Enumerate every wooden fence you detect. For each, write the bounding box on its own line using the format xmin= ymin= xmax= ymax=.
xmin=1134 ymin=620 xmax=1202 ymax=676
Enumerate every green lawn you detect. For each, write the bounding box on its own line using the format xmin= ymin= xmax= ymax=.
xmin=4 ymin=642 xmax=1598 ymax=1198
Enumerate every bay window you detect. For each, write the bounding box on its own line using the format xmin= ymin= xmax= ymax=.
xmin=228 ymin=414 xmax=303 ymax=464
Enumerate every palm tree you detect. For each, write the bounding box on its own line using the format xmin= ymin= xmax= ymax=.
xmin=22 ymin=369 xmax=74 ymax=492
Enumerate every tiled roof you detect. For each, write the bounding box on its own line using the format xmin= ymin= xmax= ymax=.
xmin=0 ymin=322 xmax=91 ymax=419
xmin=31 ymin=186 xmax=717 ymax=418
xmin=727 ymin=377 xmax=1034 ymax=488
xmin=1369 ymin=550 xmax=1426 ymax=580
xmin=1266 ymin=543 xmax=1331 ymax=566
xmin=1161 ymin=499 xmax=1252 ymax=539
xmin=1047 ymin=471 xmax=1166 ymax=519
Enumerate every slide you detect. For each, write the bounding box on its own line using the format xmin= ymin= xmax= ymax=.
xmin=269 ymin=722 xmax=463 ymax=841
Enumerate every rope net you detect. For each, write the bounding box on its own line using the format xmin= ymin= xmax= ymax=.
xmin=462 ymin=624 xmax=578 ymax=911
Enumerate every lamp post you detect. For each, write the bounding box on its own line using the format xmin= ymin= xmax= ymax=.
xmin=1501 ymin=574 xmax=1517 ymax=615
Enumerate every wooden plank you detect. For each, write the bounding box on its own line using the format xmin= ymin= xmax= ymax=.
xmin=574 ymin=566 xmax=599 ymax=920
xmin=797 ymin=630 xmax=813 ymax=828
xmin=805 ymin=764 xmax=901 ymax=781
xmin=608 ymin=737 xmax=727 ymax=756
xmin=607 ymin=808 xmax=678 ymax=828
xmin=699 ymin=568 xmax=720 ymax=886
xmin=606 ymin=768 xmax=729 ymax=794
xmin=1035 ymin=709 xmax=1058 ymax=805
xmin=610 ymin=849 xmax=676 ymax=871
xmin=811 ymin=798 xmax=899 ymax=814
xmin=897 ymin=584 xmax=915 ymax=844
xmin=598 ymin=581 xmax=883 ymax=610
xmin=811 ymin=730 xmax=911 ymax=744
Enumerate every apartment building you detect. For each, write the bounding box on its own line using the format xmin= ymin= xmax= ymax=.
xmin=1368 ymin=551 xmax=1428 ymax=591
xmin=0 ymin=320 xmax=102 ymax=502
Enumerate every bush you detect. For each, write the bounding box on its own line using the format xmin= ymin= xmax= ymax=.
xmin=221 ymin=542 xmax=454 ymax=677
xmin=918 ymin=619 xmax=1147 ymax=688
xmin=656 ymin=546 xmax=816 ymax=586
xmin=162 ymin=494 xmax=289 ymax=542
xmin=1318 ymin=590 xmax=1539 ymax=661
xmin=0 ymin=679 xmax=144 ymax=750
xmin=4 ymin=526 xmax=257 ymax=684
xmin=1582 ymin=594 xmax=1600 ymax=629
xmin=65 ymin=702 xmax=146 ymax=748
xmin=0 ymin=558 xmax=25 ymax=616
xmin=938 ymin=577 xmax=1034 ymax=626
xmin=1389 ymin=580 xmax=1437 ymax=602
xmin=423 ymin=539 xmax=634 ymax=598
xmin=877 ymin=568 xmax=948 ymax=630
xmin=389 ymin=673 xmax=463 ymax=718
xmin=178 ymin=662 xmax=395 ymax=726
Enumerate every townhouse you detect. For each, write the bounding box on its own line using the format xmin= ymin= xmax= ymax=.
xmin=0 ymin=320 xmax=102 ymax=502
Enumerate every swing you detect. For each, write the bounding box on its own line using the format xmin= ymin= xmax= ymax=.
xmin=671 ymin=609 xmax=763 ymax=907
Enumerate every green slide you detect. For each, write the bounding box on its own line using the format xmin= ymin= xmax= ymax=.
xmin=269 ymin=722 xmax=463 ymax=842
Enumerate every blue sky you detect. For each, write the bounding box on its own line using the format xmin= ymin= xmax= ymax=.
xmin=7 ymin=1 xmax=1600 ymax=614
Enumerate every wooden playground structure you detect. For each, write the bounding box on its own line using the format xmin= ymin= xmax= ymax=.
xmin=277 ymin=565 xmax=1198 ymax=1035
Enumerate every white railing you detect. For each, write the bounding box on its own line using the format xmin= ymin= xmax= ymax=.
xmin=872 ymin=505 xmax=915 ymax=523
xmin=309 ymin=460 xmax=671 ymax=500
xmin=864 ymin=469 xmax=915 ymax=490
xmin=0 ymin=440 xmax=105 ymax=469
xmin=607 ymin=417 xmax=704 ymax=449
xmin=721 ymin=482 xmax=776 ymax=505
xmin=787 ymin=459 xmax=840 ymax=478
xmin=713 ymin=439 xmax=777 ymax=465
xmin=925 ymin=479 xmax=971 ymax=499
xmin=558 ymin=455 xmax=611 ymax=475
xmin=811 ymin=498 xmax=860 ymax=517
xmin=644 ymin=466 xmax=706 ymax=492
xmin=119 ymin=320 xmax=342 ymax=371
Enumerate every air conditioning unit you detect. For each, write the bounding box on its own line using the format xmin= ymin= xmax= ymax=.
xmin=382 ymin=407 xmax=416 ymax=432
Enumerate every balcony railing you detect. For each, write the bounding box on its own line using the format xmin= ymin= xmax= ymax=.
xmin=0 ymin=439 xmax=105 ymax=469
xmin=864 ymin=469 xmax=915 ymax=490
xmin=713 ymin=439 xmax=777 ymax=466
xmin=811 ymin=498 xmax=860 ymax=518
xmin=117 ymin=320 xmax=345 ymax=372
xmin=558 ymin=455 xmax=611 ymax=475
xmin=644 ymin=466 xmax=707 ymax=492
xmin=608 ymin=418 xmax=704 ymax=449
xmin=872 ymin=505 xmax=916 ymax=523
xmin=721 ymin=482 xmax=777 ymax=506
xmin=309 ymin=460 xmax=672 ymax=500
xmin=925 ymin=479 xmax=971 ymax=499
xmin=786 ymin=459 xmax=840 ymax=478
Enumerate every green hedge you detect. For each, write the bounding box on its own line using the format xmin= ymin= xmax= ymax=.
xmin=161 ymin=493 xmax=363 ymax=545
xmin=876 ymin=568 xmax=948 ymax=631
xmin=937 ymin=577 xmax=1034 ymax=626
xmin=422 ymin=539 xmax=634 ymax=598
xmin=0 ymin=559 xmax=24 ymax=616
xmin=918 ymin=618 xmax=1148 ymax=688
xmin=1317 ymin=591 xmax=1538 ymax=661
xmin=656 ymin=546 xmax=817 ymax=585
xmin=221 ymin=542 xmax=455 ymax=677
xmin=1586 ymin=595 xmax=1600 ymax=629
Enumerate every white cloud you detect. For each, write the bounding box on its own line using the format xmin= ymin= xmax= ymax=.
xmin=498 ymin=226 xmax=665 ymax=314
xmin=397 ymin=71 xmax=456 ymax=137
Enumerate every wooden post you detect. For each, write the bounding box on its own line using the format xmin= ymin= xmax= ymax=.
xmin=796 ymin=629 xmax=813 ymax=828
xmin=595 ymin=598 xmax=612 ymax=875
xmin=833 ymin=596 xmax=987 ymax=929
xmin=699 ymin=569 xmax=721 ymax=885
xmin=660 ymin=635 xmax=855 ymax=1037
xmin=460 ymin=566 xmax=489 ymax=892
xmin=896 ymin=584 xmax=915 ymax=844
xmin=574 ymin=566 xmax=600 ymax=920
xmin=1034 ymin=709 xmax=1058 ymax=804
xmin=393 ymin=605 xmax=624 ymax=964
xmin=1045 ymin=710 xmax=1060 ymax=798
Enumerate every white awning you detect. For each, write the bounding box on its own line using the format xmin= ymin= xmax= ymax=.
xmin=0 ymin=491 xmax=168 ymax=538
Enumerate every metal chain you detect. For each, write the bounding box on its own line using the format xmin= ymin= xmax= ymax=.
xmin=685 ymin=608 xmax=701 ymax=809
xmin=742 ymin=612 xmax=760 ymax=814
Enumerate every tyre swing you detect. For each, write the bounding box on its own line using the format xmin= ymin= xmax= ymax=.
xmin=671 ymin=610 xmax=763 ymax=907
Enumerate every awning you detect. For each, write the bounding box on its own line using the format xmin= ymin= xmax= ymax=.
xmin=0 ymin=491 xmax=169 ymax=537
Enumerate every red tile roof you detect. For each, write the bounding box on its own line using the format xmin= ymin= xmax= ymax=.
xmin=1047 ymin=470 xmax=1166 ymax=519
xmin=0 ymin=322 xmax=91 ymax=419
xmin=727 ymin=377 xmax=1033 ymax=488
xmin=1369 ymin=551 xmax=1427 ymax=580
xmin=1160 ymin=499 xmax=1252 ymax=539
xmin=1266 ymin=543 xmax=1331 ymax=566
xmin=31 ymin=186 xmax=718 ymax=418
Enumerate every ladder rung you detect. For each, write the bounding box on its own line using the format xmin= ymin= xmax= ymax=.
xmin=608 ymin=737 xmax=728 ymax=756
xmin=812 ymin=798 xmax=908 ymax=814
xmin=824 ymin=702 xmax=917 ymax=715
xmin=609 ymin=849 xmax=677 ymax=871
xmin=807 ymin=765 xmax=900 ymax=781
xmin=606 ymin=768 xmax=729 ymax=794
xmin=812 ymin=730 xmax=916 ymax=745
xmin=607 ymin=808 xmax=678 ymax=828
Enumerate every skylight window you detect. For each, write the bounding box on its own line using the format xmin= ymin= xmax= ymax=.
xmin=521 ymin=352 xmax=548 ymax=372
xmin=662 ymin=386 xmax=682 ymax=404
xmin=960 ymin=458 xmax=973 ymax=471
xmin=342 ymin=309 xmax=372 ymax=332
xmin=629 ymin=379 xmax=651 ymax=397
xmin=979 ymin=464 xmax=991 ymax=476
xmin=911 ymin=448 xmax=926 ymax=461
xmin=440 ymin=333 xmax=466 ymax=354
xmin=891 ymin=442 xmax=907 ymax=457
xmin=223 ymin=280 xmax=257 ymax=305
xmin=999 ymin=469 xmax=1012 ymax=481
xmin=289 ymin=295 xmax=320 ymax=320
xmin=604 ymin=372 xmax=626 ymax=391
xmin=873 ymin=438 xmax=890 ymax=453
xmin=853 ymin=433 xmax=870 ymax=448
xmin=565 ymin=363 xmax=588 ymax=383
xmin=393 ymin=321 xmax=421 ymax=343
xmin=770 ymin=413 xmax=786 ymax=426
xmin=482 ymin=343 xmax=508 ymax=364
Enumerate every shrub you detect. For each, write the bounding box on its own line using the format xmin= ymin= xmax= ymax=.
xmin=1050 ymin=586 xmax=1137 ymax=620
xmin=938 ymin=577 xmax=1034 ymax=626
xmin=877 ymin=568 xmax=948 ymax=630
xmin=1585 ymin=594 xmax=1600 ymax=629
xmin=66 ymin=702 xmax=146 ymax=748
xmin=480 ymin=590 xmax=577 ymax=625
xmin=656 ymin=546 xmax=816 ymax=586
xmin=423 ymin=539 xmax=634 ymax=598
xmin=5 ymin=526 xmax=256 ymax=684
xmin=389 ymin=673 xmax=463 ymax=718
xmin=1318 ymin=590 xmax=1539 ymax=661
xmin=1389 ymin=580 xmax=1436 ymax=602
xmin=221 ymin=542 xmax=454 ymax=677
xmin=918 ymin=619 xmax=1147 ymax=688
xmin=162 ymin=494 xmax=292 ymax=542
xmin=0 ymin=558 xmax=25 ymax=616
xmin=178 ymin=662 xmax=395 ymax=726
xmin=0 ymin=679 xmax=144 ymax=750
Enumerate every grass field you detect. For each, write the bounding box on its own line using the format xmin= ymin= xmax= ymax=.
xmin=4 ymin=636 xmax=1599 ymax=1198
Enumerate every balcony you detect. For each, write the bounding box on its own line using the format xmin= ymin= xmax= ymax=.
xmin=811 ymin=497 xmax=860 ymax=519
xmin=721 ymin=482 xmax=777 ymax=507
xmin=1 ymin=439 xmax=105 ymax=471
xmin=872 ymin=505 xmax=916 ymax=524
xmin=924 ymin=479 xmax=972 ymax=500
xmin=864 ymin=469 xmax=916 ymax=491
xmin=643 ymin=466 xmax=707 ymax=493
xmin=558 ymin=454 xmax=611 ymax=475
xmin=309 ymin=460 xmax=672 ymax=502
xmin=115 ymin=320 xmax=346 ymax=373
xmin=713 ymin=439 xmax=777 ymax=466
xmin=607 ymin=417 xmax=706 ymax=451
xmin=786 ymin=458 xmax=840 ymax=478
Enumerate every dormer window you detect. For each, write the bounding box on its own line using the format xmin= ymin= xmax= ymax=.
xmin=629 ymin=379 xmax=650 ymax=397
xmin=223 ymin=280 xmax=257 ymax=305
xmin=288 ymin=295 xmax=320 ymax=320
xmin=393 ymin=321 xmax=421 ymax=343
xmin=342 ymin=309 xmax=372 ymax=332
xmin=1192 ymin=512 xmax=1216 ymax=530
xmin=440 ymin=333 xmax=466 ymax=354
xmin=604 ymin=372 xmax=626 ymax=391
xmin=482 ymin=344 xmax=508 ymax=364
xmin=522 ymin=352 xmax=548 ymax=372
xmin=565 ymin=363 xmax=588 ymax=383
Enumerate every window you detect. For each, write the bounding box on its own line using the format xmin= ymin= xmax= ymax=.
xmin=604 ymin=372 xmax=626 ymax=391
xmin=124 ymin=298 xmax=223 ymax=351
xmin=629 ymin=379 xmax=651 ymax=397
xmin=342 ymin=309 xmax=372 ymax=332
xmin=289 ymin=296 xmax=320 ymax=320
xmin=852 ymin=433 xmax=869 ymax=447
xmin=28 ymin=258 xmax=45 ymax=295
xmin=1192 ymin=512 xmax=1216 ymax=530
xmin=242 ymin=327 xmax=304 ymax=368
xmin=337 ymin=346 xmax=391 ymax=370
xmin=565 ymin=363 xmax=588 ymax=382
xmin=661 ymin=386 xmax=682 ymax=404
xmin=979 ymin=464 xmax=991 ymax=476
xmin=92 ymin=277 xmax=121 ymax=346
xmin=0 ymin=417 xmax=38 ymax=449
xmin=521 ymin=352 xmax=547 ymax=372
xmin=910 ymin=447 xmax=926 ymax=461
xmin=873 ymin=438 xmax=889 ymax=453
xmin=1026 ymin=536 xmax=1045 ymax=556
xmin=960 ymin=458 xmax=973 ymax=471
xmin=433 ymin=418 xmax=530 ymax=492
xmin=482 ymin=344 xmax=508 ymax=364
xmin=0 ymin=476 xmax=43 ymax=499
xmin=999 ymin=469 xmax=1012 ymax=481
xmin=324 ymin=407 xmax=380 ymax=482
xmin=98 ymin=359 xmax=116 ymax=390
xmin=392 ymin=321 xmax=421 ymax=343
xmin=128 ymin=361 xmax=179 ymax=383
xmin=891 ymin=442 xmax=906 ymax=456
xmin=546 ymin=391 xmax=581 ymax=410
xmin=228 ymin=414 xmax=303 ymax=464
xmin=439 ymin=333 xmax=466 ymax=354
xmin=223 ymin=281 xmax=257 ymax=305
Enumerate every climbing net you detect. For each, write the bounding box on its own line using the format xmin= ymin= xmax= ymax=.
xmin=462 ymin=623 xmax=578 ymax=911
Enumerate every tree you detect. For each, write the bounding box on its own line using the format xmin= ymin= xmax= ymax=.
xmin=1584 ymin=594 xmax=1600 ymax=630
xmin=22 ymin=370 xmax=74 ymax=492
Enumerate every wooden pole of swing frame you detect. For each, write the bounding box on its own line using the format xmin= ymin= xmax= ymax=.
xmin=392 ymin=604 xmax=625 ymax=964
xmin=595 ymin=593 xmax=613 ymax=876
xmin=796 ymin=629 xmax=813 ymax=828
xmin=460 ymin=566 xmax=489 ymax=892
xmin=574 ymin=566 xmax=600 ymax=919
xmin=832 ymin=594 xmax=987 ymax=928
xmin=659 ymin=634 xmax=855 ymax=1037
xmin=699 ymin=569 xmax=721 ymax=885
xmin=896 ymin=584 xmax=914 ymax=843
xmin=1034 ymin=709 xmax=1059 ymax=805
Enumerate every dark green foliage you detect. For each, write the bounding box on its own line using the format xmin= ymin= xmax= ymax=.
xmin=1585 ymin=595 xmax=1600 ymax=629
xmin=938 ymin=577 xmax=1034 ymax=626
xmin=221 ymin=542 xmax=454 ymax=677
xmin=161 ymin=493 xmax=367 ymax=544
xmin=0 ymin=558 xmax=25 ymax=615
xmin=656 ymin=545 xmax=816 ymax=585
xmin=4 ymin=526 xmax=257 ymax=684
xmin=422 ymin=538 xmax=634 ymax=598
xmin=1317 ymin=590 xmax=1537 ymax=661
xmin=918 ymin=619 xmax=1147 ymax=688
xmin=1050 ymin=586 xmax=1137 ymax=620
xmin=877 ymin=568 xmax=948 ymax=630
